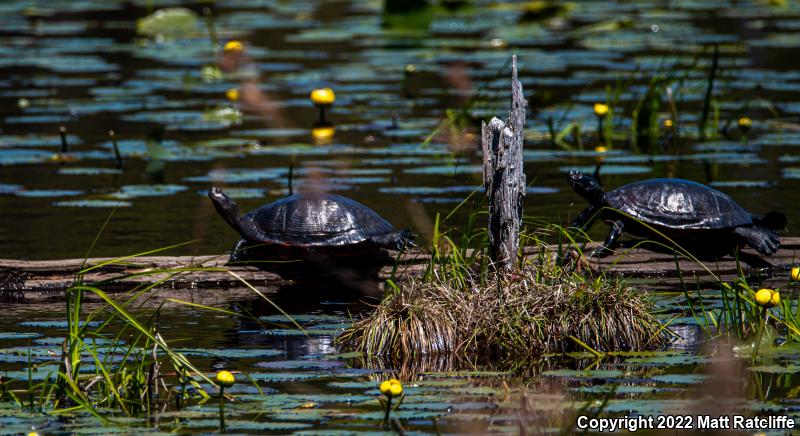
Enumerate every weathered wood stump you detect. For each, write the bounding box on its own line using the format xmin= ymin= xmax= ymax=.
xmin=481 ymin=55 xmax=527 ymax=271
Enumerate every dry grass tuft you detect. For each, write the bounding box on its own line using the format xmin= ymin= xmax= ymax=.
xmin=338 ymin=249 xmax=671 ymax=363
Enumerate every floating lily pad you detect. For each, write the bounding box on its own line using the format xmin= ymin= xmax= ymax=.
xmin=0 ymin=183 xmax=22 ymax=194
xmin=17 ymin=321 xmax=100 ymax=329
xmin=258 ymin=314 xmax=346 ymax=323
xmin=109 ymin=184 xmax=188 ymax=199
xmin=0 ymin=332 xmax=42 ymax=340
xmin=137 ymin=8 xmax=199 ymax=38
xmin=54 ymin=199 xmax=133 ymax=208
xmin=261 ymin=329 xmax=339 ymax=336
xmin=57 ymin=167 xmax=123 ymax=176
xmin=176 ymin=348 xmax=284 ymax=359
xmin=16 ymin=189 xmax=84 ymax=198
xmin=542 ymin=369 xmax=624 ymax=379
xmin=255 ymin=360 xmax=345 ymax=370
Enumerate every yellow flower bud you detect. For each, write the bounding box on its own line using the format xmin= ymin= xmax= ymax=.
xmin=223 ymin=40 xmax=244 ymax=53
xmin=226 ymin=88 xmax=239 ymax=102
xmin=663 ymin=119 xmax=673 ymax=128
xmin=790 ymin=266 xmax=799 ymax=281
xmin=754 ymin=288 xmax=773 ymax=307
xmin=389 ymin=382 xmax=403 ymax=397
xmin=379 ymin=378 xmax=403 ymax=398
xmin=771 ymin=290 xmax=780 ymax=307
xmin=310 ymin=88 xmax=335 ymax=106
xmin=27 ymin=432 xmax=40 ymax=436
xmin=738 ymin=117 xmax=752 ymax=130
xmin=594 ymin=146 xmax=607 ymax=153
xmin=215 ymin=370 xmax=235 ymax=388
xmin=593 ymin=103 xmax=609 ymax=117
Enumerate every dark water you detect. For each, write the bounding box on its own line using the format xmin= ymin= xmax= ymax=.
xmin=1 ymin=0 xmax=799 ymax=260
xmin=3 ymin=0 xmax=800 ymax=434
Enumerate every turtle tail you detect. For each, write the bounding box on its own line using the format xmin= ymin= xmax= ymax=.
xmin=753 ymin=211 xmax=787 ymax=230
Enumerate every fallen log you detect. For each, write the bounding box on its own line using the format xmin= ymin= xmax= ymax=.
xmin=1 ymin=237 xmax=798 ymax=300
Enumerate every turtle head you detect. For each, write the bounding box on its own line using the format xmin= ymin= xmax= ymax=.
xmin=567 ymin=170 xmax=604 ymax=205
xmin=208 ymin=187 xmax=242 ymax=232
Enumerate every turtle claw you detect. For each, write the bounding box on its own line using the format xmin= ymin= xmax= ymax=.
xmin=734 ymin=226 xmax=781 ymax=257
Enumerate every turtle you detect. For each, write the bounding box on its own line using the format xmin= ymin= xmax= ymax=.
xmin=567 ymin=170 xmax=787 ymax=258
xmin=208 ymin=187 xmax=412 ymax=262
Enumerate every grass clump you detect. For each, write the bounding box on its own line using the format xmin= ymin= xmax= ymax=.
xmin=339 ymin=237 xmax=670 ymax=363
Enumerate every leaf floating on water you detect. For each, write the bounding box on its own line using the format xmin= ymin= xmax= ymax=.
xmin=176 ymin=348 xmax=284 ymax=358
xmin=709 ymin=180 xmax=775 ymax=188
xmin=255 ymin=360 xmax=346 ymax=370
xmin=137 ymin=8 xmax=199 ymax=39
xmin=558 ymin=165 xmax=652 ymax=175
xmin=0 ymin=332 xmax=42 ymax=340
xmin=196 ymin=188 xmax=266 ymax=199
xmin=16 ymin=189 xmax=84 ymax=198
xmin=259 ymin=314 xmax=348 ymax=323
xmin=109 ymin=184 xmax=188 ymax=199
xmin=175 ymin=419 xmax=312 ymax=431
xmin=650 ymin=374 xmax=707 ymax=385
xmin=0 ymin=183 xmax=23 ymax=194
xmin=53 ymin=199 xmax=133 ymax=208
xmin=261 ymin=329 xmax=340 ymax=336
xmin=542 ymin=369 xmax=624 ymax=379
xmin=748 ymin=365 xmax=800 ymax=374
xmin=57 ymin=167 xmax=123 ymax=176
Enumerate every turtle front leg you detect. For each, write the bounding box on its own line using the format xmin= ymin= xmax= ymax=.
xmin=228 ymin=239 xmax=250 ymax=263
xmin=571 ymin=206 xmax=598 ymax=231
xmin=591 ymin=220 xmax=624 ymax=257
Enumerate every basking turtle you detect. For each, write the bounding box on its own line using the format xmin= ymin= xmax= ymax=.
xmin=208 ymin=187 xmax=412 ymax=262
xmin=567 ymin=170 xmax=787 ymax=257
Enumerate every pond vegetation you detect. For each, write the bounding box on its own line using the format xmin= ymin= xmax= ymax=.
xmin=2 ymin=0 xmax=800 ymax=434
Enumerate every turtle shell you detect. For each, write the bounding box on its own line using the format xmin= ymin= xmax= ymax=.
xmin=604 ymin=178 xmax=753 ymax=229
xmin=242 ymin=193 xmax=396 ymax=246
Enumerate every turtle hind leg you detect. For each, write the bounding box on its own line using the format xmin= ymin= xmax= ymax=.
xmin=370 ymin=229 xmax=415 ymax=251
xmin=734 ymin=226 xmax=780 ymax=256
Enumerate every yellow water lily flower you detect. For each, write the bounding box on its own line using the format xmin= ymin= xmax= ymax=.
xmin=771 ymin=290 xmax=781 ymax=307
xmin=215 ymin=370 xmax=235 ymax=388
xmin=738 ymin=117 xmax=752 ymax=131
xmin=755 ymin=288 xmax=779 ymax=308
xmin=593 ymin=102 xmax=609 ymax=117
xmin=754 ymin=288 xmax=773 ymax=306
xmin=223 ymin=40 xmax=244 ymax=53
xmin=310 ymin=88 xmax=335 ymax=106
xmin=379 ymin=378 xmax=403 ymax=398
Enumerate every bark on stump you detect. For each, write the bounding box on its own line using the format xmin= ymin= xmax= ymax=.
xmin=481 ymin=55 xmax=527 ymax=271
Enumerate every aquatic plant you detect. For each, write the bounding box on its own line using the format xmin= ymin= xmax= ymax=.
xmin=378 ymin=378 xmax=404 ymax=429
xmin=216 ymin=370 xmax=235 ymax=432
xmin=310 ymin=87 xmax=335 ymax=124
xmin=339 ymin=223 xmax=670 ymax=363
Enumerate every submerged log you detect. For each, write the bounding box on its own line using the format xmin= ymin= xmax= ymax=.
xmin=1 ymin=238 xmax=798 ymax=299
xmin=481 ymin=55 xmax=527 ymax=271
